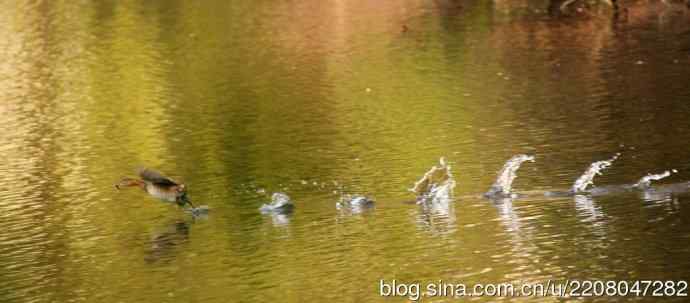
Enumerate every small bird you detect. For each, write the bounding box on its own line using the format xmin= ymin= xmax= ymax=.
xmin=116 ymin=168 xmax=194 ymax=208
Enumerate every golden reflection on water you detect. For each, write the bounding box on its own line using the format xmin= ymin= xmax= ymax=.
xmin=1 ymin=1 xmax=690 ymax=302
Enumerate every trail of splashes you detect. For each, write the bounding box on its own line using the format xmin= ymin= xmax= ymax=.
xmin=410 ymin=157 xmax=455 ymax=203
xmin=572 ymin=153 xmax=620 ymax=193
xmin=634 ymin=169 xmax=678 ymax=189
xmin=484 ymin=154 xmax=535 ymax=197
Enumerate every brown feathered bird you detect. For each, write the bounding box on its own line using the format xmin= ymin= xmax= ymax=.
xmin=116 ymin=168 xmax=193 ymax=208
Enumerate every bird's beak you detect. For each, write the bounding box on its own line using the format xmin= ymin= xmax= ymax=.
xmin=180 ymin=194 xmax=194 ymax=208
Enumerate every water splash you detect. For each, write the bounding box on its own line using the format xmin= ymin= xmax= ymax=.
xmin=572 ymin=153 xmax=620 ymax=193
xmin=186 ymin=205 xmax=210 ymax=218
xmin=336 ymin=195 xmax=374 ymax=209
xmin=634 ymin=169 xmax=677 ymax=189
xmin=259 ymin=192 xmax=294 ymax=214
xmin=336 ymin=195 xmax=375 ymax=214
xmin=411 ymin=157 xmax=455 ymax=203
xmin=484 ymin=154 xmax=535 ymax=197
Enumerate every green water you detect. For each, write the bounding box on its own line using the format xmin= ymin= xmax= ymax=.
xmin=1 ymin=1 xmax=690 ymax=302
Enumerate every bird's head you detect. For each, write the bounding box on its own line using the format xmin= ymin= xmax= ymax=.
xmin=176 ymin=184 xmax=187 ymax=195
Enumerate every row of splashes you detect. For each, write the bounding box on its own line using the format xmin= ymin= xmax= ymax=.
xmin=259 ymin=192 xmax=375 ymax=216
xmin=409 ymin=153 xmax=681 ymax=203
xmin=259 ymin=153 xmax=683 ymax=219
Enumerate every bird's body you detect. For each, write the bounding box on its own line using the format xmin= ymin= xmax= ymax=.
xmin=144 ymin=182 xmax=183 ymax=203
xmin=116 ymin=168 xmax=193 ymax=207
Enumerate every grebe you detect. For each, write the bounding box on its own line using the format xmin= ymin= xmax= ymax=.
xmin=116 ymin=168 xmax=193 ymax=208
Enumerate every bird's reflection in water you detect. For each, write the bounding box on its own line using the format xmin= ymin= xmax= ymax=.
xmin=144 ymin=220 xmax=191 ymax=264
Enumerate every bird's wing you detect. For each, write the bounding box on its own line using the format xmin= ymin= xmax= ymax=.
xmin=138 ymin=168 xmax=178 ymax=186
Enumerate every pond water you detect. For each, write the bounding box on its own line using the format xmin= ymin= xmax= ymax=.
xmin=1 ymin=1 xmax=690 ymax=302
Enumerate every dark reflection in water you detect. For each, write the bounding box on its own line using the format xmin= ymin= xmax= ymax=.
xmin=145 ymin=220 xmax=190 ymax=264
xmin=2 ymin=0 xmax=690 ymax=302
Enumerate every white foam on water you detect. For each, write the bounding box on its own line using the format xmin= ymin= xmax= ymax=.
xmin=260 ymin=192 xmax=293 ymax=213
